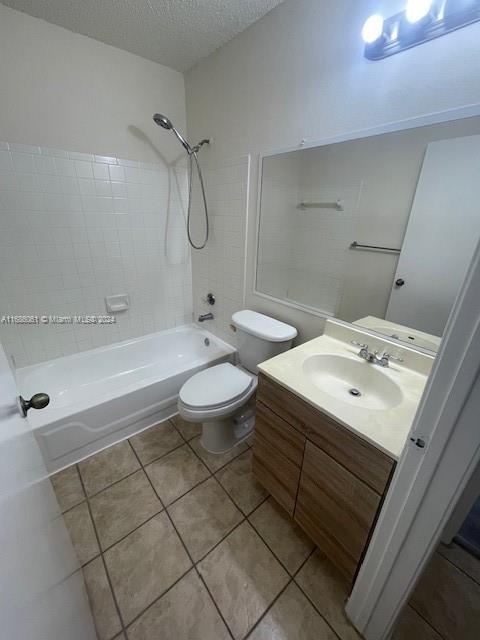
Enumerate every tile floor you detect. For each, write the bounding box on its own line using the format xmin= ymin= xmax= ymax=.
xmin=51 ymin=416 xmax=364 ymax=640
xmin=393 ymin=541 xmax=480 ymax=640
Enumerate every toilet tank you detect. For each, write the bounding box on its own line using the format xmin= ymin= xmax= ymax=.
xmin=231 ymin=310 xmax=297 ymax=373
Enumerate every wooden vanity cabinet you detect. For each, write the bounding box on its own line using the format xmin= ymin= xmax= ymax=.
xmin=253 ymin=373 xmax=396 ymax=581
xmin=252 ymin=401 xmax=305 ymax=515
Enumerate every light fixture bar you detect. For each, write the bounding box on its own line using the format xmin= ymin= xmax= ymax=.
xmin=364 ymin=1 xmax=480 ymax=61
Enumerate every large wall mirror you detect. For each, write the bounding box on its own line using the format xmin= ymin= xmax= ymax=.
xmin=255 ymin=115 xmax=480 ymax=353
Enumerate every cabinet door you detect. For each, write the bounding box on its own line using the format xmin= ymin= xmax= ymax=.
xmin=295 ymin=441 xmax=382 ymax=580
xmin=252 ymin=401 xmax=305 ymax=515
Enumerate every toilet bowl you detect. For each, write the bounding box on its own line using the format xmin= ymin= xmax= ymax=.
xmin=177 ymin=310 xmax=297 ymax=454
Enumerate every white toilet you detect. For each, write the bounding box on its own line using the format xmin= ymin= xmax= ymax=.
xmin=178 ymin=310 xmax=297 ymax=454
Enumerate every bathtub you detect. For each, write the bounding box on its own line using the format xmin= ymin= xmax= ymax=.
xmin=17 ymin=325 xmax=236 ymax=473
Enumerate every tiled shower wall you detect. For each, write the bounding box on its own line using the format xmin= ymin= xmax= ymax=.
xmin=191 ymin=156 xmax=249 ymax=343
xmin=0 ymin=142 xmax=192 ymax=366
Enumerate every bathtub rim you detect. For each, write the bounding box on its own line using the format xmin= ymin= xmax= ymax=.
xmin=17 ymin=324 xmax=237 ymax=429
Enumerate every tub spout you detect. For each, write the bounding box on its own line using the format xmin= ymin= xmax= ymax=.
xmin=198 ymin=313 xmax=214 ymax=322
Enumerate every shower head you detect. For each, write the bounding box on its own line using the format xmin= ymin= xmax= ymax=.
xmin=153 ymin=113 xmax=172 ymax=130
xmin=153 ymin=113 xmax=191 ymax=153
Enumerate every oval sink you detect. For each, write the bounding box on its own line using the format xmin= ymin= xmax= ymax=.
xmin=302 ymin=354 xmax=403 ymax=410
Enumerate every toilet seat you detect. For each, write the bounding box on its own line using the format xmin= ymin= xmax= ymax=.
xmin=178 ymin=362 xmax=257 ymax=421
xmin=179 ymin=362 xmax=254 ymax=410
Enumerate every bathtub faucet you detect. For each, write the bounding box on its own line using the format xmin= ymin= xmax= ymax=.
xmin=198 ymin=313 xmax=214 ymax=322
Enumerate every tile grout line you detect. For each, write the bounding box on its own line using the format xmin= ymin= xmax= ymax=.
xmin=437 ymin=546 xmax=480 ymax=587
xmin=243 ymin=578 xmax=294 ymax=640
xmin=292 ymin=565 xmax=346 ymax=640
xmin=127 ymin=438 xmax=237 ymax=640
xmin=57 ymin=420 xmax=338 ymax=639
xmin=75 ymin=463 xmax=127 ymax=637
xmin=407 ymin=601 xmax=449 ymax=640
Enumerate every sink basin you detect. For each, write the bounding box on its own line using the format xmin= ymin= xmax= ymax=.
xmin=302 ymin=354 xmax=403 ymax=410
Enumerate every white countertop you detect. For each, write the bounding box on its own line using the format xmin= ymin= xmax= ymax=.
xmin=258 ymin=320 xmax=434 ymax=460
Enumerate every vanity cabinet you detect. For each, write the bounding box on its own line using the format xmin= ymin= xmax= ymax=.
xmin=253 ymin=373 xmax=396 ymax=581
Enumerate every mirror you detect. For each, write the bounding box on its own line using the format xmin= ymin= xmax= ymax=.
xmin=256 ymin=115 xmax=480 ymax=352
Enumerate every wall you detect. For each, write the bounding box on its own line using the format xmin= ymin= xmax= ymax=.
xmin=190 ymin=155 xmax=249 ymax=342
xmin=0 ymin=142 xmax=191 ymax=366
xmin=0 ymin=6 xmax=191 ymax=366
xmin=0 ymin=4 xmax=186 ymax=165
xmin=185 ymin=0 xmax=480 ymax=343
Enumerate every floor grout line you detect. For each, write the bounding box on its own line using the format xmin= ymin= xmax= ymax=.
xmin=53 ymin=418 xmax=349 ymax=640
xmin=76 ymin=462 xmax=127 ymax=636
xmin=437 ymin=545 xmax=480 ymax=587
xmin=407 ymin=601 xmax=449 ymax=640
xmin=128 ymin=437 xmax=236 ymax=640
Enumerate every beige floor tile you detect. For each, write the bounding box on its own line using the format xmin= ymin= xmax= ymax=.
xmin=89 ymin=470 xmax=162 ymax=550
xmin=83 ymin=556 xmax=122 ymax=640
xmin=63 ymin=501 xmax=100 ymax=566
xmin=127 ymin=569 xmax=230 ymax=640
xmin=249 ymin=582 xmax=337 ymax=640
xmin=198 ymin=521 xmax=289 ymax=639
xmin=79 ymin=441 xmax=140 ymax=496
xmin=145 ymin=444 xmax=210 ymax=505
xmin=438 ymin=542 xmax=480 ymax=585
xmin=51 ymin=465 xmax=85 ymax=512
xmin=171 ymin=414 xmax=202 ymax=441
xmin=249 ymin=497 xmax=314 ymax=574
xmin=296 ymin=550 xmax=362 ymax=640
xmin=168 ymin=477 xmax=243 ymax=561
xmin=104 ymin=512 xmax=191 ymax=624
xmin=129 ymin=421 xmax=184 ymax=465
xmin=216 ymin=449 xmax=268 ymax=514
xmin=410 ymin=550 xmax=480 ymax=640
xmin=393 ymin=605 xmax=442 ymax=640
xmin=189 ymin=436 xmax=248 ymax=473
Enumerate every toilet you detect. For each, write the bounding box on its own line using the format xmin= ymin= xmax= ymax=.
xmin=178 ymin=310 xmax=297 ymax=454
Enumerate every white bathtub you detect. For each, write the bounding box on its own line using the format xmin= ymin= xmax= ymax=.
xmin=17 ymin=325 xmax=236 ymax=473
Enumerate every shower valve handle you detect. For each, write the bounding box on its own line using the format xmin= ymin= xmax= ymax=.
xmin=18 ymin=392 xmax=50 ymax=417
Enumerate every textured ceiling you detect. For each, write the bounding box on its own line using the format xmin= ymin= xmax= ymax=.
xmin=1 ymin=0 xmax=284 ymax=71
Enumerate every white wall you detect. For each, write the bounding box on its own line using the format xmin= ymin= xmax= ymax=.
xmin=0 ymin=6 xmax=192 ymax=366
xmin=185 ymin=0 xmax=480 ymax=343
xmin=0 ymin=4 xmax=186 ymax=165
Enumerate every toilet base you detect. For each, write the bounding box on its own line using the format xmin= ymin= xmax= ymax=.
xmin=201 ymin=410 xmax=255 ymax=454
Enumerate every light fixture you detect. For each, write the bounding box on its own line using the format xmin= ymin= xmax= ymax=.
xmin=361 ymin=14 xmax=385 ymax=43
xmin=405 ymin=0 xmax=434 ymax=23
xmin=362 ymin=0 xmax=480 ymax=60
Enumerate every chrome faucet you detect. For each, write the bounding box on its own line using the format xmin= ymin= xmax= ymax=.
xmin=198 ymin=313 xmax=214 ymax=322
xmin=351 ymin=341 xmax=403 ymax=367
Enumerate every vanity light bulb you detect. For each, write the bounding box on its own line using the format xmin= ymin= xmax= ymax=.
xmin=405 ymin=0 xmax=433 ymax=23
xmin=361 ymin=14 xmax=385 ymax=44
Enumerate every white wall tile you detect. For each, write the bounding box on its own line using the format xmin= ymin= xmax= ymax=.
xmin=191 ymin=155 xmax=249 ymax=345
xmin=0 ymin=141 xmax=192 ymax=366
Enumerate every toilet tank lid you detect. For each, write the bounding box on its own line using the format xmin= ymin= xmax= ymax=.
xmin=232 ymin=310 xmax=297 ymax=342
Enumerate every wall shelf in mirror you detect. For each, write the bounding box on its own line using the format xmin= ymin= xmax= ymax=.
xmin=255 ymin=109 xmax=480 ymax=353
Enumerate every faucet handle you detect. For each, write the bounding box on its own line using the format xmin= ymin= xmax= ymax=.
xmin=382 ymin=352 xmax=404 ymax=363
xmin=351 ymin=340 xmax=368 ymax=348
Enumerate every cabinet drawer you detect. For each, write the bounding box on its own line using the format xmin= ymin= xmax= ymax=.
xmin=258 ymin=374 xmax=394 ymax=494
xmin=255 ymin=401 xmax=305 ymax=468
xmin=295 ymin=441 xmax=382 ymax=580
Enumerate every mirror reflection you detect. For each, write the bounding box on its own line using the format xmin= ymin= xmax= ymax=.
xmin=256 ymin=116 xmax=480 ymax=352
